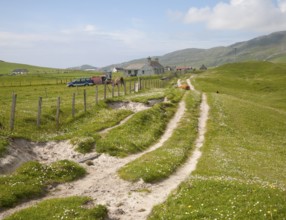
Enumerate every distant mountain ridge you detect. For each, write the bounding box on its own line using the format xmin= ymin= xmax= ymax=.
xmin=68 ymin=64 xmax=98 ymax=71
xmin=102 ymin=30 xmax=286 ymax=70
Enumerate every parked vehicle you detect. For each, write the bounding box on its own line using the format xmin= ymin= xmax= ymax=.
xmin=67 ymin=78 xmax=94 ymax=87
xmin=91 ymin=75 xmax=112 ymax=85
xmin=67 ymin=72 xmax=115 ymax=87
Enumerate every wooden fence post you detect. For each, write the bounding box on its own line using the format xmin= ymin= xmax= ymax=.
xmin=95 ymin=85 xmax=98 ymax=105
xmin=37 ymin=97 xmax=42 ymax=128
xmin=104 ymin=83 xmax=107 ymax=100
xmin=72 ymin=93 xmax=75 ymax=118
xmin=56 ymin=97 xmax=61 ymax=128
xmin=124 ymin=82 xmax=127 ymax=96
xmin=129 ymin=81 xmax=132 ymax=94
xmin=84 ymin=89 xmax=87 ymax=113
xmin=117 ymin=85 xmax=120 ymax=97
xmin=10 ymin=93 xmax=17 ymax=131
xmin=112 ymin=84 xmax=114 ymax=98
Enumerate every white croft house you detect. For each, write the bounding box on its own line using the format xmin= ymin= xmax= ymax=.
xmin=11 ymin=69 xmax=29 ymax=75
xmin=124 ymin=57 xmax=164 ymax=77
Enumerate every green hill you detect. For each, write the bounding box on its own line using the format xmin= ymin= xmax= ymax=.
xmin=0 ymin=61 xmax=60 ymax=75
xmin=160 ymin=31 xmax=286 ymax=68
xmin=103 ymin=30 xmax=286 ymax=70
xmin=149 ymin=61 xmax=286 ymax=219
xmin=194 ymin=61 xmax=286 ymax=111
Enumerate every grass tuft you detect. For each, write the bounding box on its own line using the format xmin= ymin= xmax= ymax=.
xmin=0 ymin=136 xmax=9 ymax=157
xmin=71 ymin=135 xmax=100 ymax=154
xmin=4 ymin=196 xmax=107 ymax=220
xmin=0 ymin=160 xmax=86 ymax=209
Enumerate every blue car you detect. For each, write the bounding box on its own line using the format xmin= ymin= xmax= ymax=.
xmin=67 ymin=78 xmax=94 ymax=87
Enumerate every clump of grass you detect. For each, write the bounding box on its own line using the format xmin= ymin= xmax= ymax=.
xmin=149 ymin=178 xmax=286 ymax=220
xmin=118 ymin=91 xmax=201 ymax=182
xmin=0 ymin=136 xmax=9 ymax=157
xmin=0 ymin=160 xmax=86 ymax=209
xmin=165 ymin=87 xmax=185 ymax=103
xmin=96 ymin=102 xmax=178 ymax=157
xmin=4 ymin=196 xmax=107 ymax=220
xmin=71 ymin=135 xmax=100 ymax=154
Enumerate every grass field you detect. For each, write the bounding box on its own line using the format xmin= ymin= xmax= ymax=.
xmin=149 ymin=61 xmax=286 ymax=219
xmin=0 ymin=62 xmax=168 ymax=156
xmin=2 ymin=60 xmax=285 ymax=219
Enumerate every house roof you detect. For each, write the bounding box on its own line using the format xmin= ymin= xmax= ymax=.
xmin=125 ymin=63 xmax=145 ymax=70
xmin=12 ymin=69 xmax=29 ymax=72
xmin=200 ymin=64 xmax=207 ymax=70
xmin=125 ymin=58 xmax=164 ymax=71
xmin=150 ymin=61 xmax=164 ymax=69
xmin=176 ymin=66 xmax=192 ymax=70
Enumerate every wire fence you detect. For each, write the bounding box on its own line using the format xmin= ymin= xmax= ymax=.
xmin=6 ymin=78 xmax=166 ymax=131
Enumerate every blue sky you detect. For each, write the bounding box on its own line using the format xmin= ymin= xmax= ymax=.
xmin=1 ymin=0 xmax=286 ymax=68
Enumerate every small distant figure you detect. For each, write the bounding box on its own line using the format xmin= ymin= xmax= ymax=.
xmin=179 ymin=84 xmax=190 ymax=90
xmin=120 ymin=77 xmax=125 ymax=86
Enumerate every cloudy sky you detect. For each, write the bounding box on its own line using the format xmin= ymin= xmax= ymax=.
xmin=1 ymin=0 xmax=286 ymax=68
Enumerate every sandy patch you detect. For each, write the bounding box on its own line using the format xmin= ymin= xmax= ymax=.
xmin=108 ymin=99 xmax=164 ymax=113
xmin=0 ymin=140 xmax=100 ymax=174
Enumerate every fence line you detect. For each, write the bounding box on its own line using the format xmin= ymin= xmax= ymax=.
xmin=10 ymin=93 xmax=17 ymax=131
xmin=56 ymin=97 xmax=61 ymax=128
xmin=6 ymin=78 xmax=166 ymax=130
xmin=37 ymin=97 xmax=42 ymax=128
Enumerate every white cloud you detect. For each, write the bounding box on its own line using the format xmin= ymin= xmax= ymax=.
xmin=0 ymin=24 xmax=147 ymax=52
xmin=60 ymin=24 xmax=147 ymax=48
xmin=181 ymin=0 xmax=286 ymax=32
xmin=0 ymin=32 xmax=67 ymax=47
xmin=278 ymin=0 xmax=286 ymax=12
xmin=184 ymin=7 xmax=211 ymax=23
xmin=84 ymin=24 xmax=97 ymax=32
xmin=167 ymin=10 xmax=184 ymax=21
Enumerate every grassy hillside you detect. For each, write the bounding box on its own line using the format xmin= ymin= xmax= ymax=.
xmin=193 ymin=61 xmax=286 ymax=110
xmin=149 ymin=61 xmax=286 ymax=219
xmin=0 ymin=61 xmax=58 ymax=75
xmin=103 ymin=30 xmax=286 ymax=70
